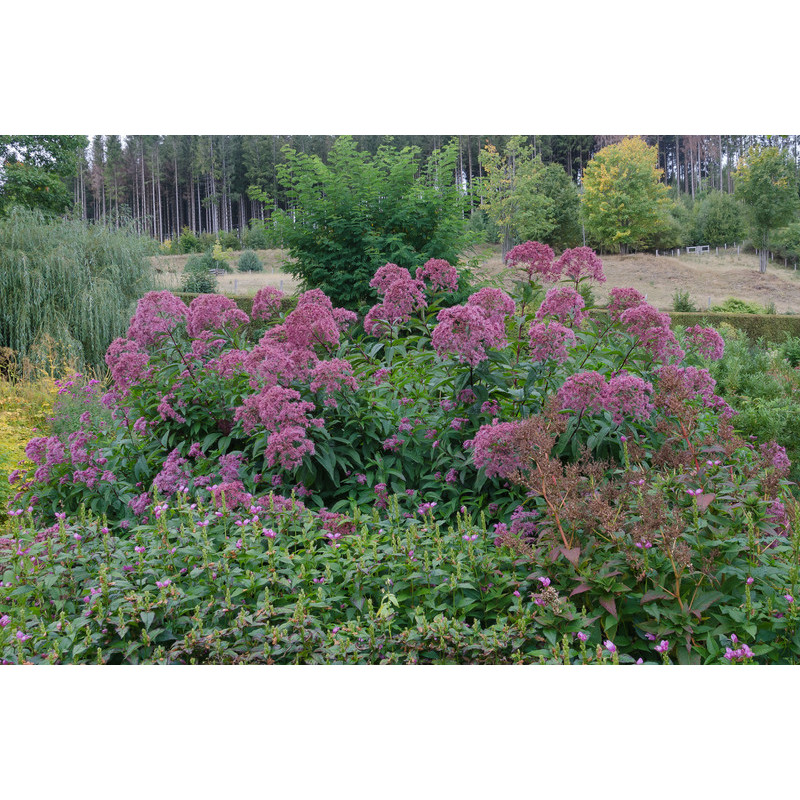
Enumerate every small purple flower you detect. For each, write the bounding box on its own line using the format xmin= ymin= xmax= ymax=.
xmin=16 ymin=631 xmax=31 ymax=642
xmin=731 ymin=633 xmax=738 ymax=644
xmin=655 ymin=640 xmax=670 ymax=654
xmin=134 ymin=545 xmax=145 ymax=553
xmin=513 ymin=590 xmax=521 ymax=597
xmin=645 ymin=633 xmax=656 ymax=641
xmin=538 ymin=576 xmax=551 ymax=587
xmin=576 ymin=632 xmax=589 ymax=643
xmin=604 ymin=640 xmax=616 ymax=653
xmin=73 ymin=533 xmax=82 ymax=541
xmin=785 ymin=594 xmax=794 ymax=604
xmin=156 ymin=579 xmax=171 ymax=589
xmin=746 ymin=577 xmax=754 ymax=585
xmin=0 ymin=615 xmax=10 ymax=627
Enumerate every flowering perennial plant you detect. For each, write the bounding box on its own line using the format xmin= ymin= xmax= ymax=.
xmin=6 ymin=244 xmax=799 ymax=665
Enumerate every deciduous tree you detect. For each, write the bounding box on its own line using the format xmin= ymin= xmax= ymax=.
xmin=581 ymin=137 xmax=671 ymax=253
xmin=734 ymin=145 xmax=800 ymax=273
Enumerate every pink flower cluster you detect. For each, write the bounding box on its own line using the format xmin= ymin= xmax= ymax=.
xmin=234 ymin=385 xmax=322 ymax=471
xmin=432 ymin=302 xmax=507 ymax=367
xmin=535 ymin=286 xmax=587 ymax=327
xmin=470 ymin=420 xmax=525 ymax=479
xmin=186 ymin=294 xmax=250 ymax=337
xmin=555 ymin=247 xmax=606 ymax=284
xmin=309 ymin=359 xmax=358 ymax=407
xmin=505 ymin=241 xmax=559 ymax=282
xmin=759 ymin=441 xmax=791 ymax=476
xmin=685 ymin=325 xmax=725 ymax=361
xmin=620 ymin=303 xmax=684 ymax=363
xmin=556 ymin=371 xmax=653 ymax=425
xmin=251 ymin=286 xmax=285 ymax=321
xmin=528 ymin=321 xmax=576 ymax=364
xmin=153 ymin=448 xmax=192 ymax=497
xmin=607 ymin=287 xmax=646 ymax=322
xmin=654 ymin=364 xmax=733 ymax=419
xmin=365 ymin=263 xmax=428 ymax=336
xmin=466 ymin=288 xmax=515 ymax=324
xmin=105 ymin=338 xmax=149 ymax=391
xmin=415 ymin=258 xmax=459 ymax=293
xmin=127 ymin=291 xmax=189 ymax=349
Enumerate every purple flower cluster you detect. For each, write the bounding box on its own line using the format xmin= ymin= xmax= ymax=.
xmin=685 ymin=325 xmax=725 ymax=361
xmin=556 ymin=371 xmax=653 ymax=425
xmin=759 ymin=441 xmax=791 ymax=476
xmin=528 ymin=321 xmax=577 ymax=364
xmin=607 ymin=287 xmax=646 ymax=322
xmin=415 ymin=258 xmax=459 ymax=293
xmin=470 ymin=420 xmax=524 ymax=479
xmin=534 ymin=286 xmax=587 ymax=327
xmin=186 ymin=294 xmax=250 ymax=338
xmin=555 ymin=246 xmax=606 ymax=284
xmin=505 ymin=241 xmax=558 ymax=282
xmin=619 ymin=303 xmax=684 ymax=364
xmin=432 ymin=301 xmax=508 ymax=367
xmin=126 ymin=291 xmax=189 ymax=349
xmin=251 ymin=286 xmax=285 ymax=321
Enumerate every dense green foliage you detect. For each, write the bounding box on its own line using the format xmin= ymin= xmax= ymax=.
xmin=581 ymin=137 xmax=673 ymax=253
xmin=0 ymin=208 xmax=154 ymax=372
xmin=708 ymin=325 xmax=800 ymax=484
xmin=3 ymin=247 xmax=798 ymax=664
xmin=479 ymin=138 xmax=582 ymax=254
xmin=0 ymin=136 xmax=88 ymax=217
xmin=691 ymin=191 xmax=747 ymax=246
xmin=237 ymin=250 xmax=263 ymax=272
xmin=277 ymin=136 xmax=475 ymax=308
xmin=181 ymin=254 xmax=218 ymax=294
xmin=735 ymin=145 xmax=800 ymax=272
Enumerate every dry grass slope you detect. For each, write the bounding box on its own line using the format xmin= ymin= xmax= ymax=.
xmin=469 ymin=244 xmax=800 ymax=313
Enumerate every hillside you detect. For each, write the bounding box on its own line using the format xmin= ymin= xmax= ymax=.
xmin=470 ymin=245 xmax=800 ymax=314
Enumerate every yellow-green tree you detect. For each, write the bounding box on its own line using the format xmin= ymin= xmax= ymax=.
xmin=581 ymin=137 xmax=671 ymax=253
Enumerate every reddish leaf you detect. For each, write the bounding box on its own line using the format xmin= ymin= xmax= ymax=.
xmin=640 ymin=590 xmax=672 ymax=604
xmin=561 ymin=547 xmax=582 ymax=566
xmin=697 ymin=493 xmax=716 ymax=513
xmin=570 ymin=583 xmax=591 ymax=597
xmin=598 ymin=595 xmax=617 ymax=618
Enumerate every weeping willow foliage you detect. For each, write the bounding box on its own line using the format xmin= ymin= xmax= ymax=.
xmin=0 ymin=208 xmax=154 ymax=373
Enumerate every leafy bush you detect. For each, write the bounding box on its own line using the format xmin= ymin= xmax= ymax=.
xmin=177 ymin=228 xmax=201 ymax=254
xmin=218 ymin=230 xmax=240 ymax=250
xmin=691 ymin=191 xmax=746 ymax=246
xmin=711 ymin=298 xmax=769 ymax=314
xmin=672 ymin=290 xmax=697 ymax=312
xmin=238 ymin=250 xmax=263 ymax=272
xmin=181 ymin=254 xmax=217 ymax=294
xmin=242 ymin=222 xmax=269 ymax=250
xmin=4 ymin=243 xmax=799 ymax=664
xmin=0 ymin=208 xmax=154 ymax=373
xmin=277 ymin=136 xmax=476 ymax=308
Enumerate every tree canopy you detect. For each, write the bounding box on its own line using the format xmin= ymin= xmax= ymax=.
xmin=734 ymin=145 xmax=800 ymax=273
xmin=0 ymin=135 xmax=87 ymax=217
xmin=277 ymin=136 xmax=473 ymax=308
xmin=581 ymin=137 xmax=671 ymax=253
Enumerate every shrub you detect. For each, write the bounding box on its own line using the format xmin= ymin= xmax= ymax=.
xmin=181 ymin=254 xmax=217 ymax=294
xmin=177 ymin=227 xmax=201 ymax=254
xmin=5 ymin=243 xmax=799 ymax=664
xmin=218 ymin=230 xmax=240 ymax=250
xmin=277 ymin=136 xmax=476 ymax=308
xmin=0 ymin=208 xmax=155 ymax=374
xmin=238 ymin=250 xmax=263 ymax=272
xmin=242 ymin=222 xmax=269 ymax=250
xmin=672 ymin=290 xmax=697 ymax=312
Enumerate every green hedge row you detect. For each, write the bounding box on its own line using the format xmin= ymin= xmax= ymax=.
xmin=174 ymin=292 xmax=298 ymax=317
xmin=591 ymin=309 xmax=800 ymax=344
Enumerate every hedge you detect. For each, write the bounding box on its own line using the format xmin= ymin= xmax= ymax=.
xmin=590 ymin=310 xmax=800 ymax=344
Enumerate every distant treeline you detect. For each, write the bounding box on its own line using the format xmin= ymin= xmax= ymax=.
xmin=72 ymin=135 xmax=800 ymax=241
